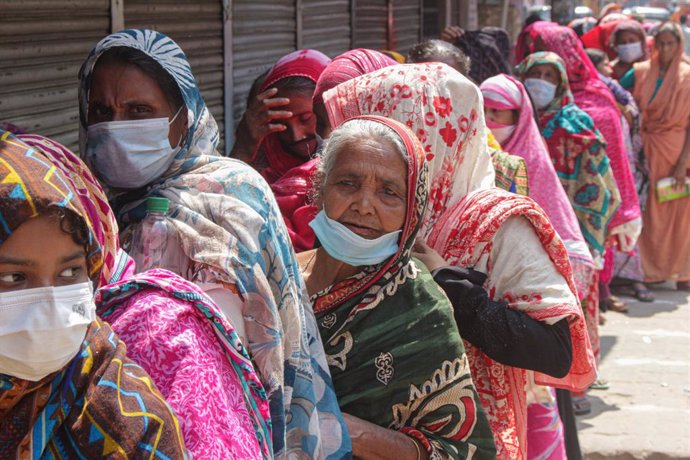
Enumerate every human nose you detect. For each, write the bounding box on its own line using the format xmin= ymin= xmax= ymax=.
xmin=350 ymin=187 xmax=376 ymax=216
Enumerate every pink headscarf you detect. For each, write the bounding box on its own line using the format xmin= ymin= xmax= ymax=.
xmin=313 ymin=49 xmax=397 ymax=105
xmin=516 ymin=22 xmax=641 ymax=247
xmin=480 ymin=75 xmax=595 ymax=297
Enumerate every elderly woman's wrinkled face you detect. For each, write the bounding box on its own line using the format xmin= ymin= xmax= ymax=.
xmin=88 ymin=60 xmax=187 ymax=149
xmin=322 ymin=137 xmax=407 ymax=239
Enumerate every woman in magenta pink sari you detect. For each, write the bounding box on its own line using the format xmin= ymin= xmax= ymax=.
xmin=19 ymin=134 xmax=273 ymax=460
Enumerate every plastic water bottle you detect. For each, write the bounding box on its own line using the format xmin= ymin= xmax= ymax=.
xmin=130 ymin=197 xmax=177 ymax=273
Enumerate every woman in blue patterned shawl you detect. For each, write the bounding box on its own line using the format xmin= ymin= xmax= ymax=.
xmin=77 ymin=29 xmax=350 ymax=459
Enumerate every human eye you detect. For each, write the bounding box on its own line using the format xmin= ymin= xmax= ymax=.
xmin=0 ymin=272 xmax=25 ymax=284
xmin=58 ymin=267 xmax=83 ymax=279
xmin=131 ymin=105 xmax=154 ymax=115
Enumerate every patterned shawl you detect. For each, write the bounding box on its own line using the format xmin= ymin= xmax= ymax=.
xmin=0 ymin=131 xmax=187 ymax=459
xmin=454 ymin=27 xmax=512 ymax=83
xmin=324 ymin=64 xmax=596 ymax=459
xmin=480 ymin=74 xmax=595 ymax=297
xmin=257 ymin=49 xmax=331 ymax=183
xmin=516 ymin=52 xmax=622 ymax=261
xmin=516 ymin=22 xmax=642 ymax=244
xmin=78 ymin=30 xmax=350 ymax=459
xmin=97 ymin=271 xmax=272 ymax=460
xmin=311 ymin=115 xmax=496 ymax=459
xmin=15 ymin=135 xmax=273 ymax=458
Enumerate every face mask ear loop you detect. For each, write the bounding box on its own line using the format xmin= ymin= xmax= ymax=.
xmin=169 ymin=105 xmax=187 ymax=149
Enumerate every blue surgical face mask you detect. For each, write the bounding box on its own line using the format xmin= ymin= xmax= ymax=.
xmin=86 ymin=106 xmax=184 ymax=189
xmin=309 ymin=209 xmax=402 ymax=266
xmin=524 ymin=78 xmax=558 ymax=110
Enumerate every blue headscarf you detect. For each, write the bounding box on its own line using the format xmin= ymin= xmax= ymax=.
xmin=78 ymin=29 xmax=351 ymax=459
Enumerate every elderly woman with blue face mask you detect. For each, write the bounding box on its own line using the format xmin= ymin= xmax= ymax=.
xmin=297 ymin=115 xmax=496 ymax=459
xmin=78 ymin=29 xmax=350 ymax=459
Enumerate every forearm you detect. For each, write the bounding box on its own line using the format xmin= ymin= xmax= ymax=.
xmin=433 ymin=267 xmax=573 ymax=377
xmin=345 ymin=414 xmax=428 ymax=460
xmin=678 ymin=125 xmax=690 ymax=168
xmin=230 ymin=119 xmax=261 ymax=163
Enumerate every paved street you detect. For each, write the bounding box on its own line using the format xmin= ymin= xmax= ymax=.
xmin=578 ymin=282 xmax=690 ymax=460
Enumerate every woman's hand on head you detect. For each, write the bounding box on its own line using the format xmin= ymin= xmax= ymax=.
xmin=243 ymin=87 xmax=292 ymax=142
xmin=232 ymin=87 xmax=293 ymax=162
xmin=412 ymin=238 xmax=448 ymax=272
xmin=440 ymin=26 xmax=465 ymax=43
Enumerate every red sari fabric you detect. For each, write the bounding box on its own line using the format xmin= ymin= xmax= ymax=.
xmin=517 ymin=22 xmax=641 ymax=243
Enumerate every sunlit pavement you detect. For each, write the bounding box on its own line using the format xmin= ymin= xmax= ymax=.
xmin=578 ymin=282 xmax=690 ymax=459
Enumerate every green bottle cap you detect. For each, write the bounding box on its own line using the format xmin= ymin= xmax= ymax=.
xmin=146 ymin=197 xmax=170 ymax=213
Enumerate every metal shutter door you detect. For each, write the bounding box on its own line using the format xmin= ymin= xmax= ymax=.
xmin=394 ymin=0 xmax=421 ymax=53
xmin=124 ymin=0 xmax=225 ymax=149
xmin=0 ymin=0 xmax=110 ymax=150
xmin=231 ymin=0 xmax=296 ymax=127
xmin=352 ymin=0 xmax=388 ymax=50
xmin=301 ymin=0 xmax=351 ymax=56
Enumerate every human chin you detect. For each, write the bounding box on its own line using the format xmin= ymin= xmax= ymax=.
xmin=285 ymin=136 xmax=318 ymax=158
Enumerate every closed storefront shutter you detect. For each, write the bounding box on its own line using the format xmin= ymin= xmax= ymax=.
xmin=0 ymin=0 xmax=110 ymax=150
xmin=124 ymin=0 xmax=225 ymax=148
xmin=300 ymin=0 xmax=351 ymax=57
xmin=352 ymin=0 xmax=388 ymax=50
xmin=231 ymin=0 xmax=296 ymax=128
xmin=394 ymin=0 xmax=422 ymax=53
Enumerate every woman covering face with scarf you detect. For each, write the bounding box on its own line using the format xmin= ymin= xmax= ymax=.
xmin=324 ymin=63 xmax=596 ymax=459
xmin=78 ymin=29 xmax=350 ymax=459
xmin=0 ymin=131 xmax=187 ymax=459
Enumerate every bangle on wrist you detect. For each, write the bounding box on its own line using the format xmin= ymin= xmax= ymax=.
xmin=409 ymin=436 xmax=421 ymax=460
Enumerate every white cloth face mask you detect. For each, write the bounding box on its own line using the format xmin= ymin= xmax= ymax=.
xmin=86 ymin=106 xmax=184 ymax=189
xmin=0 ymin=282 xmax=96 ymax=381
xmin=617 ymin=42 xmax=644 ymax=63
xmin=524 ymin=78 xmax=558 ymax=110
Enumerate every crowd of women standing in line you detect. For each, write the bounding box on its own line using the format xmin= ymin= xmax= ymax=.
xmin=1 ymin=5 xmax=688 ymax=459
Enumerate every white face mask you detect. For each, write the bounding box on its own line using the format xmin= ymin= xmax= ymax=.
xmin=524 ymin=78 xmax=558 ymax=110
xmin=86 ymin=107 xmax=184 ymax=189
xmin=0 ymin=282 xmax=95 ymax=381
xmin=617 ymin=42 xmax=644 ymax=63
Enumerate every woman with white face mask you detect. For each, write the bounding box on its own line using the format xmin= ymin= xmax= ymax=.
xmin=0 ymin=131 xmax=187 ymax=458
xmin=78 ymin=29 xmax=350 ymax=458
xmin=610 ymin=20 xmax=649 ymax=80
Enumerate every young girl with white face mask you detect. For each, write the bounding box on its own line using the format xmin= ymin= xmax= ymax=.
xmin=0 ymin=131 xmax=187 ymax=458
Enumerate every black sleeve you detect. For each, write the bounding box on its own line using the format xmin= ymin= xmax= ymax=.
xmin=432 ymin=266 xmax=573 ymax=378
